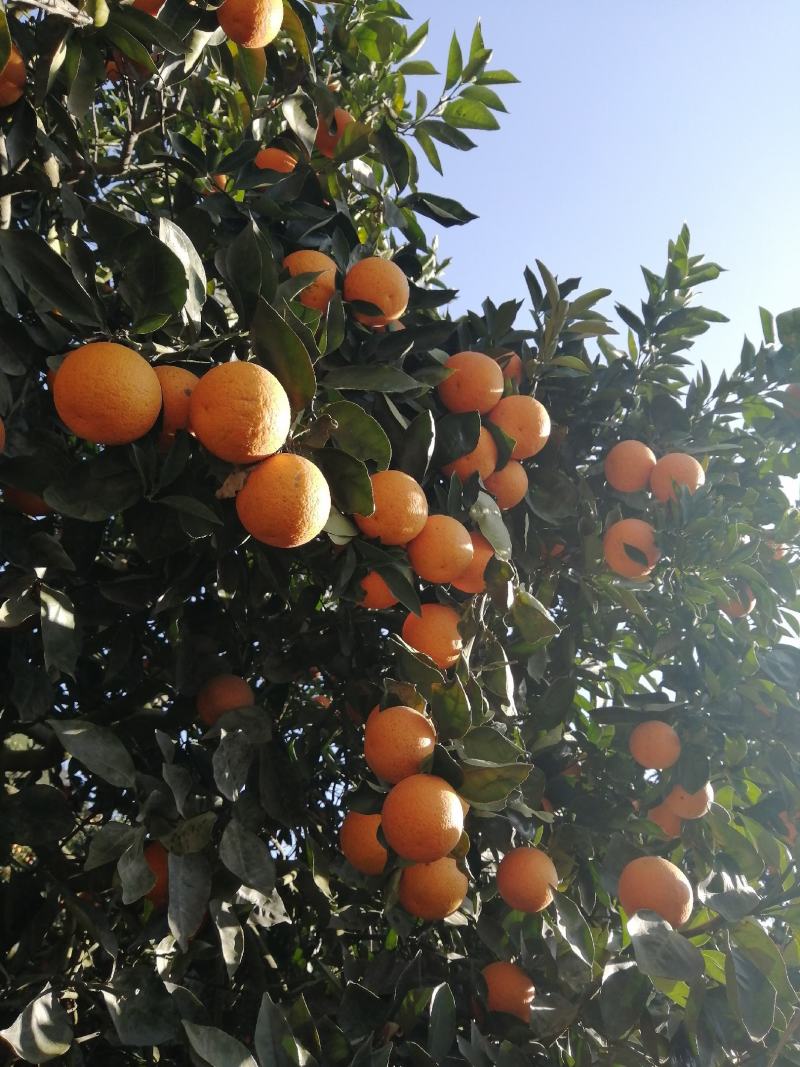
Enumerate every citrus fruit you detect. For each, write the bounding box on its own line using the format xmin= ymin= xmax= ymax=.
xmin=211 ymin=173 xmax=227 ymax=192
xmin=196 ymin=674 xmax=254 ymax=726
xmin=381 ymin=774 xmax=464 ymax=862
xmin=399 ymin=857 xmax=468 ymax=920
xmin=664 ymin=782 xmax=713 ymax=819
xmin=401 ymin=603 xmax=462 ymax=668
xmin=496 ymin=847 xmax=558 ymax=913
xmin=217 ymin=0 xmax=283 ymax=48
xmin=2 ymin=487 xmax=52 ymax=516
xmin=481 ymin=961 xmax=535 ymax=1023
xmin=154 ymin=365 xmax=198 ymax=449
xmin=603 ymin=518 xmax=660 ymax=579
xmin=283 ymin=250 xmax=337 ymax=312
xmin=647 ymin=802 xmax=682 ymax=838
xmin=407 ymin=515 xmax=474 ymax=585
xmin=255 ymin=147 xmax=297 ymax=173
xmin=0 ymin=45 xmax=25 ymax=108
xmin=437 ymin=352 xmax=505 ymax=415
xmin=339 ymin=811 xmax=387 ymax=875
xmin=451 ymin=532 xmax=494 ymax=595
xmin=442 ymin=427 xmax=498 ymax=482
xmin=628 ymin=720 xmax=681 ymax=769
xmin=236 ymin=453 xmax=331 ymax=548
xmin=618 ymin=855 xmax=693 ymax=927
xmin=650 ymin=452 xmax=705 ymax=502
xmin=498 ymin=352 xmax=523 ymax=385
xmin=487 ymin=395 xmax=551 ymax=459
xmin=604 ymin=440 xmax=657 ymax=493
xmin=0 ymin=416 xmax=5 ymax=453
xmin=720 ymin=584 xmax=756 ymax=618
xmin=133 ymin=0 xmax=163 ymax=13
xmin=364 ymin=705 xmax=436 ymax=784
xmin=144 ymin=841 xmax=169 ymax=909
xmin=353 ymin=470 xmax=428 ymax=545
xmin=315 ymin=107 xmax=354 ymax=158
xmin=343 ymin=257 xmax=409 ymax=327
xmin=485 ymin=460 xmax=528 ymax=510
xmin=358 ymin=571 xmax=398 ymax=609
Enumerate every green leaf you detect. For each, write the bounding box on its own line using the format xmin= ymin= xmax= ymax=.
xmin=0 ymin=991 xmax=73 ymax=1064
xmin=401 ymin=192 xmax=477 ymax=227
xmin=400 ymin=60 xmax=438 ymax=75
xmin=45 ymin=453 xmax=142 ymax=522
xmin=0 ymin=786 xmax=74 ymax=848
xmin=119 ymin=228 xmax=188 ymax=333
xmin=251 ymin=297 xmax=316 ymax=411
xmin=628 ymin=914 xmax=704 ymax=982
xmin=599 ymin=962 xmax=650 ymax=1040
xmin=476 ymin=69 xmax=519 ymax=84
xmin=85 ymin=823 xmax=137 ymax=870
xmin=183 ymin=1023 xmax=258 ymax=1067
xmin=48 ymin=719 xmax=136 ymax=788
xmin=731 ymin=918 xmax=797 ymax=1003
xmin=458 ymin=761 xmax=531 ymax=804
xmin=461 ymin=84 xmax=507 ymax=112
xmin=312 ymin=448 xmax=374 ymax=515
xmin=553 ymin=893 xmax=594 ymax=966
xmin=168 ymin=852 xmax=211 ymax=950
xmin=429 ymin=677 xmax=471 ymax=740
xmin=417 ymin=119 xmax=476 ymax=151
xmin=776 ymin=307 xmax=800 ymax=350
xmin=254 ymin=993 xmax=303 ymax=1067
xmin=325 ymin=401 xmax=392 ymax=469
xmin=444 ymin=32 xmax=462 ymax=90
xmin=322 ymin=365 xmax=422 ymax=393
xmin=0 ymin=231 xmax=101 ymax=327
xmin=470 ymin=492 xmax=512 ymax=559
xmin=442 ymin=99 xmax=499 ymax=131
xmin=219 ymin=820 xmax=276 ymax=896
xmin=210 ymin=899 xmax=245 ymax=981
xmin=428 ymin=984 xmax=456 ymax=1061
xmin=726 ymin=947 xmax=777 ymax=1042
xmin=157 ymin=218 xmax=206 ymax=327
xmin=434 ymin=411 xmax=480 ymax=468
xmin=457 ymin=725 xmax=523 ymax=764
xmin=39 ymin=585 xmax=79 ymax=678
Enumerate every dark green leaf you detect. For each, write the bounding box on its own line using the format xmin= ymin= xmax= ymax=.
xmin=429 ymin=677 xmax=471 ymax=740
xmin=219 ymin=820 xmax=276 ymax=896
xmin=183 ymin=1023 xmax=257 ymax=1067
xmin=0 ymin=991 xmax=73 ymax=1064
xmin=312 ymin=448 xmax=374 ymax=515
xmin=251 ymin=297 xmax=316 ymax=411
xmin=322 ymin=365 xmax=422 ymax=393
xmin=442 ymin=99 xmax=499 ymax=131
xmin=628 ymin=914 xmax=704 ymax=981
xmin=0 ymin=231 xmax=101 ymax=327
xmin=444 ymin=32 xmax=462 ymax=90
xmin=49 ymin=719 xmax=136 ymax=788
xmin=168 ymin=852 xmax=211 ymax=950
xmin=325 ymin=401 xmax=391 ymax=469
xmin=458 ymin=761 xmax=531 ymax=804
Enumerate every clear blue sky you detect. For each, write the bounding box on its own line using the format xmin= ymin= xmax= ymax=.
xmin=402 ymin=1 xmax=800 ymax=378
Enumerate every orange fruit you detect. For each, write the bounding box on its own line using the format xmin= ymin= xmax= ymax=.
xmin=2 ymin=487 xmax=52 ymax=516
xmin=283 ymin=250 xmax=337 ymax=313
xmin=315 ymin=107 xmax=354 ymax=158
xmin=133 ymin=0 xmax=163 ymax=13
xmin=0 ymin=45 xmax=25 ymax=108
xmin=650 ymin=452 xmax=705 ymax=502
xmin=311 ymin=695 xmax=331 ymax=709
xmin=720 ymin=585 xmax=756 ymax=618
xmin=358 ymin=571 xmax=398 ymax=609
xmin=498 ymin=352 xmax=523 ymax=385
xmin=603 ymin=518 xmax=660 ymax=579
xmin=339 ymin=811 xmax=387 ymax=875
xmin=437 ymin=352 xmax=505 ymax=415
xmin=442 ymin=427 xmax=498 ymax=483
xmin=618 ymin=855 xmax=693 ymax=927
xmin=196 ymin=674 xmax=254 ymax=726
xmin=144 ymin=841 xmax=169 ymax=909
xmin=487 ymin=395 xmax=551 ymax=460
xmin=255 ymin=147 xmax=297 ymax=173
xmin=628 ymin=720 xmax=681 ymax=770
xmin=381 ymin=774 xmax=464 ymax=862
xmin=211 ymin=173 xmax=227 ymax=192
xmin=401 ymin=603 xmax=462 ymax=669
xmin=154 ymin=366 xmax=198 ymax=449
xmin=542 ymin=541 xmax=565 ymax=560
xmin=496 ymin=847 xmax=558 ymax=913
xmin=364 ymin=704 xmax=436 ymax=783
xmin=407 ymin=515 xmax=474 ymax=585
xmin=189 ymin=361 xmax=290 ymax=465
xmin=236 ymin=453 xmax=330 ymax=548
xmin=451 ymin=532 xmax=494 ymax=594
xmin=399 ymin=857 xmax=468 ymax=920
xmin=0 ymin=416 xmax=5 ymax=453
xmin=647 ymin=803 xmax=682 ymax=838
xmin=484 ymin=460 xmax=528 ymax=510
xmin=343 ymin=257 xmax=409 ymax=327
xmin=354 ymin=470 xmax=428 ymax=545
xmin=664 ymin=782 xmax=713 ymax=820
xmin=481 ymin=961 xmax=535 ymax=1023
xmin=217 ymin=0 xmax=283 ymax=48
xmin=54 ymin=342 xmax=162 ymax=445
xmin=604 ymin=440 xmax=657 ymax=493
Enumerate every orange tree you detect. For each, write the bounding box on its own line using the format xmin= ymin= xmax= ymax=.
xmin=1 ymin=2 xmax=800 ymax=1064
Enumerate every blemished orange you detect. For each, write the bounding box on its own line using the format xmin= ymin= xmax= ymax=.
xmin=343 ymin=257 xmax=409 ymax=327
xmin=236 ymin=453 xmax=331 ymax=548
xmin=354 ymin=470 xmax=428 ymax=545
xmin=154 ymin=366 xmax=198 ymax=449
xmin=358 ymin=570 xmax=398 ymax=609
xmin=3 ymin=487 xmax=52 ymax=516
xmin=196 ymin=674 xmax=254 ymax=726
xmin=339 ymin=811 xmax=386 ymax=876
xmin=451 ymin=532 xmax=494 ymax=594
xmin=399 ymin=857 xmax=468 ymax=920
xmin=487 ymin=394 xmax=551 ymax=460
xmin=442 ymin=427 xmax=498 ymax=483
xmin=255 ymin=147 xmax=297 ymax=173
xmin=54 ymin=342 xmax=162 ymax=445
xmin=481 ymin=962 xmax=535 ymax=1023
xmin=720 ymin=585 xmax=756 ymax=618
xmin=401 ymin=603 xmax=462 ymax=668
xmin=485 ymin=460 xmax=528 ymax=510
xmin=647 ymin=803 xmax=683 ymax=838
xmin=650 ymin=452 xmax=706 ymax=502
xmin=664 ymin=782 xmax=713 ymax=820
xmin=628 ymin=720 xmax=681 ymax=770
xmin=437 ymin=351 xmax=505 ymax=415
xmin=496 ymin=847 xmax=558 ymax=913
xmin=283 ymin=250 xmax=337 ymax=313
xmin=618 ymin=855 xmax=693 ymax=927
xmin=189 ymin=361 xmax=290 ymax=465
xmin=604 ymin=440 xmax=657 ymax=493
xmin=133 ymin=0 xmax=163 ymax=13
xmin=498 ymin=352 xmax=523 ymax=385
xmin=407 ymin=515 xmax=474 ymax=585
xmin=603 ymin=518 xmax=660 ymax=579
xmin=0 ymin=45 xmax=25 ymax=108
xmin=364 ymin=705 xmax=436 ymax=783
xmin=315 ymin=107 xmax=354 ymax=158
xmin=144 ymin=842 xmax=169 ymax=909
xmin=381 ymin=774 xmax=464 ymax=862
xmin=217 ymin=0 xmax=283 ymax=48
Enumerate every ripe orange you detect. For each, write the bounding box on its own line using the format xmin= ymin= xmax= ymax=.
xmin=343 ymin=257 xmax=409 ymax=327
xmin=618 ymin=855 xmax=693 ymax=927
xmin=217 ymin=0 xmax=283 ymax=48
xmin=628 ymin=720 xmax=681 ymax=769
xmin=484 ymin=460 xmax=528 ymax=510
xmin=154 ymin=366 xmax=198 ymax=449
xmin=0 ymin=45 xmax=25 ymax=108
xmin=442 ymin=427 xmax=498 ymax=483
xmin=487 ymin=395 xmax=551 ymax=460
xmin=190 ymin=361 xmax=290 ymax=465
xmin=603 ymin=518 xmax=660 ymax=579
xmin=255 ymin=147 xmax=297 ymax=173
xmin=315 ymin=107 xmax=354 ymax=158
xmin=451 ymin=532 xmax=494 ymax=594
xmin=133 ymin=0 xmax=163 ymax=13
xmin=54 ymin=342 xmax=162 ymax=445
xmin=364 ymin=705 xmax=436 ymax=783
xmin=720 ymin=585 xmax=756 ymax=618
xmin=399 ymin=857 xmax=468 ymax=920
xmin=3 ymin=487 xmax=52 ymax=516
xmin=496 ymin=847 xmax=558 ymax=913
xmin=401 ymin=603 xmax=462 ymax=669
xmin=481 ymin=961 xmax=535 ymax=1023
xmin=498 ymin=352 xmax=523 ymax=385
xmin=211 ymin=174 xmax=227 ymax=192
xmin=647 ymin=802 xmax=682 ymax=838
xmin=339 ymin=811 xmax=387 ymax=876
xmin=650 ymin=452 xmax=705 ymax=503
xmin=236 ymin=453 xmax=331 ymax=548
xmin=0 ymin=416 xmax=5 ymax=453
xmin=196 ymin=674 xmax=254 ymax=726
xmin=664 ymin=782 xmax=713 ymax=820
xmin=407 ymin=515 xmax=474 ymax=585
xmin=358 ymin=571 xmax=398 ymax=609
xmin=437 ymin=352 xmax=505 ymax=415
xmin=542 ymin=541 xmax=566 ymax=560
xmin=283 ymin=250 xmax=337 ymax=313
xmin=354 ymin=470 xmax=428 ymax=545
xmin=144 ymin=842 xmax=169 ymax=909
xmin=604 ymin=440 xmax=657 ymax=493
xmin=381 ymin=774 xmax=464 ymax=862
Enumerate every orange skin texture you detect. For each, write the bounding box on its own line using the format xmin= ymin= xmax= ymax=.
xmin=197 ymin=674 xmax=254 ymax=727
xmin=358 ymin=570 xmax=398 ymax=609
xmin=364 ymin=705 xmax=437 ymax=784
xmin=315 ymin=107 xmax=354 ymax=158
xmin=236 ymin=453 xmax=331 ymax=548
xmin=481 ymin=962 xmax=535 ymax=1023
xmin=189 ymin=361 xmax=290 ymax=465
xmin=498 ymin=352 xmax=523 ymax=385
xmin=0 ymin=45 xmax=25 ymax=108
xmin=442 ymin=427 xmax=498 ymax=483
xmin=0 ymin=416 xmax=5 ymax=453
xmin=664 ymin=782 xmax=713 ymax=820
xmin=603 ymin=518 xmax=660 ymax=579
xmin=487 ymin=395 xmax=551 ymax=460
xmin=496 ymin=847 xmax=558 ymax=914
xmin=451 ymin=532 xmax=494 ymax=594
xmin=155 ymin=366 xmax=198 ymax=449
xmin=3 ymin=487 xmax=52 ymax=516
xmin=399 ymin=857 xmax=468 ymax=920
xmin=629 ymin=720 xmax=681 ymax=770
xmin=54 ymin=342 xmax=162 ymax=445
xmin=437 ymin=352 xmax=505 ymax=415
xmin=381 ymin=774 xmax=464 ymax=862
xmin=618 ymin=855 xmax=693 ymax=928
xmin=720 ymin=585 xmax=756 ymax=618
xmin=485 ymin=460 xmax=528 ymax=510
xmin=604 ymin=440 xmax=657 ymax=493
xmin=354 ymin=470 xmax=428 ymax=546
xmin=343 ymin=257 xmax=409 ymax=327
xmin=407 ymin=515 xmax=474 ymax=585
xmin=283 ymin=250 xmax=337 ymax=313
xmin=647 ymin=802 xmax=683 ymax=838
xmin=650 ymin=452 xmax=706 ymax=502
xmin=133 ymin=0 xmax=164 ymax=14
xmin=217 ymin=0 xmax=283 ymax=48
xmin=144 ymin=842 xmax=169 ymax=909
xmin=255 ymin=147 xmax=297 ymax=173
xmin=401 ymin=603 xmax=462 ymax=669
xmin=339 ymin=811 xmax=387 ymax=875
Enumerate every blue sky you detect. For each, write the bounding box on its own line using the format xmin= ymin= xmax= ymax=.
xmin=402 ymin=1 xmax=800 ymax=379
